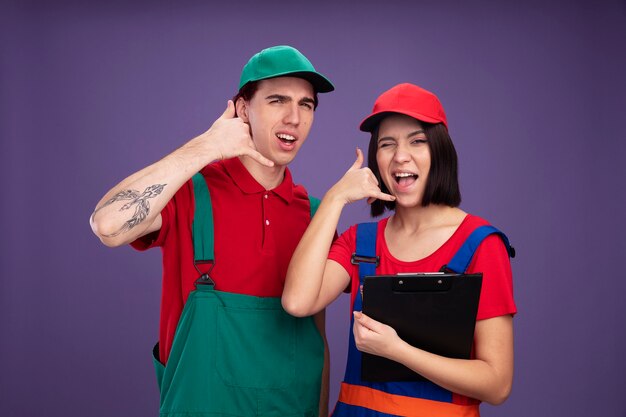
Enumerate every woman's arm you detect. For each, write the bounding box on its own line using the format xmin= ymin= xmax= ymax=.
xmin=282 ymin=149 xmax=395 ymax=317
xmin=353 ymin=312 xmax=514 ymax=404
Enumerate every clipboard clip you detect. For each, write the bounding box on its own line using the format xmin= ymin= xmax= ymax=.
xmin=351 ymin=254 xmax=380 ymax=267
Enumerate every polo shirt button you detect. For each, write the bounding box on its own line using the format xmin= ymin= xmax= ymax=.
xmin=264 ymin=194 xmax=268 ymax=199
xmin=265 ymin=220 xmax=270 ymax=226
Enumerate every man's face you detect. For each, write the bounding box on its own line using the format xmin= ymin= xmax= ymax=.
xmin=237 ymin=77 xmax=315 ymax=167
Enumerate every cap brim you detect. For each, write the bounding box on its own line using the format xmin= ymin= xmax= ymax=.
xmin=243 ymin=70 xmax=335 ymax=93
xmin=360 ymin=110 xmax=443 ymax=132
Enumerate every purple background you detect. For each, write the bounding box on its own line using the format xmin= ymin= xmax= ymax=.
xmin=2 ymin=1 xmax=625 ymax=416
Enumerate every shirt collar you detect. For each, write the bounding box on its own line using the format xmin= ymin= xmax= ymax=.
xmin=223 ymin=157 xmax=294 ymax=203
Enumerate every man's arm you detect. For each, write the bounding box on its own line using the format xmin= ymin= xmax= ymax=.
xmin=90 ymin=100 xmax=273 ymax=247
xmin=313 ymin=310 xmax=329 ymax=417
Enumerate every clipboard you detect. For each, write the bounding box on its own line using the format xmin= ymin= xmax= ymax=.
xmin=361 ymin=272 xmax=482 ymax=382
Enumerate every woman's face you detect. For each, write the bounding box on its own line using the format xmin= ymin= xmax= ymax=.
xmin=376 ymin=114 xmax=431 ymax=208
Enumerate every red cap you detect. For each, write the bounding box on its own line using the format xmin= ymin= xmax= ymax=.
xmin=359 ymin=83 xmax=447 ymax=132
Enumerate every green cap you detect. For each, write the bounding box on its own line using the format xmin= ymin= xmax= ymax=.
xmin=239 ymin=45 xmax=334 ymax=93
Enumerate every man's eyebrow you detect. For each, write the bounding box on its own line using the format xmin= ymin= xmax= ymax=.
xmin=265 ymin=94 xmax=291 ymax=101
xmin=299 ymin=97 xmax=315 ymax=104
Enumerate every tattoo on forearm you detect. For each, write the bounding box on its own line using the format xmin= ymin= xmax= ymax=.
xmin=95 ymin=184 xmax=166 ymax=237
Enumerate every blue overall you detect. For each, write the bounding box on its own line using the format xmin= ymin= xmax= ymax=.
xmin=332 ymin=222 xmax=514 ymax=417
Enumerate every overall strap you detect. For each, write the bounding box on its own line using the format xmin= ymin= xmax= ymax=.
xmin=342 ymin=222 xmax=378 ymax=384
xmin=192 ymin=172 xmax=215 ymax=263
xmin=308 ymin=196 xmax=320 ymax=218
xmin=443 ymin=225 xmax=516 ymax=274
xmin=191 ymin=172 xmax=215 ymax=286
xmin=351 ymin=222 xmax=378 ymax=310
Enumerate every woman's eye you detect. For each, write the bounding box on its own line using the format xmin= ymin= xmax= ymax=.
xmin=412 ymin=139 xmax=427 ymax=145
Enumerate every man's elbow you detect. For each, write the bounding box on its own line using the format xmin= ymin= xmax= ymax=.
xmin=89 ymin=214 xmax=125 ymax=248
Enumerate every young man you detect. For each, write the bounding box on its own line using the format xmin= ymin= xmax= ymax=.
xmin=90 ymin=45 xmax=334 ymax=417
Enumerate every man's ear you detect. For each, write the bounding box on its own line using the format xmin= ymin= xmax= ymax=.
xmin=235 ymin=98 xmax=249 ymax=122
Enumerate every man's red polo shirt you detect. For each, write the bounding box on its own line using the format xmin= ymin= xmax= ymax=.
xmin=131 ymin=157 xmax=315 ymax=364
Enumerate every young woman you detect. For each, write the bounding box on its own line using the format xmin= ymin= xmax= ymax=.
xmin=283 ymin=83 xmax=516 ymax=417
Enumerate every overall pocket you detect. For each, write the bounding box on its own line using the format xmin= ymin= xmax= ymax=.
xmin=152 ymin=343 xmax=165 ymax=392
xmin=216 ymin=305 xmax=296 ymax=389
